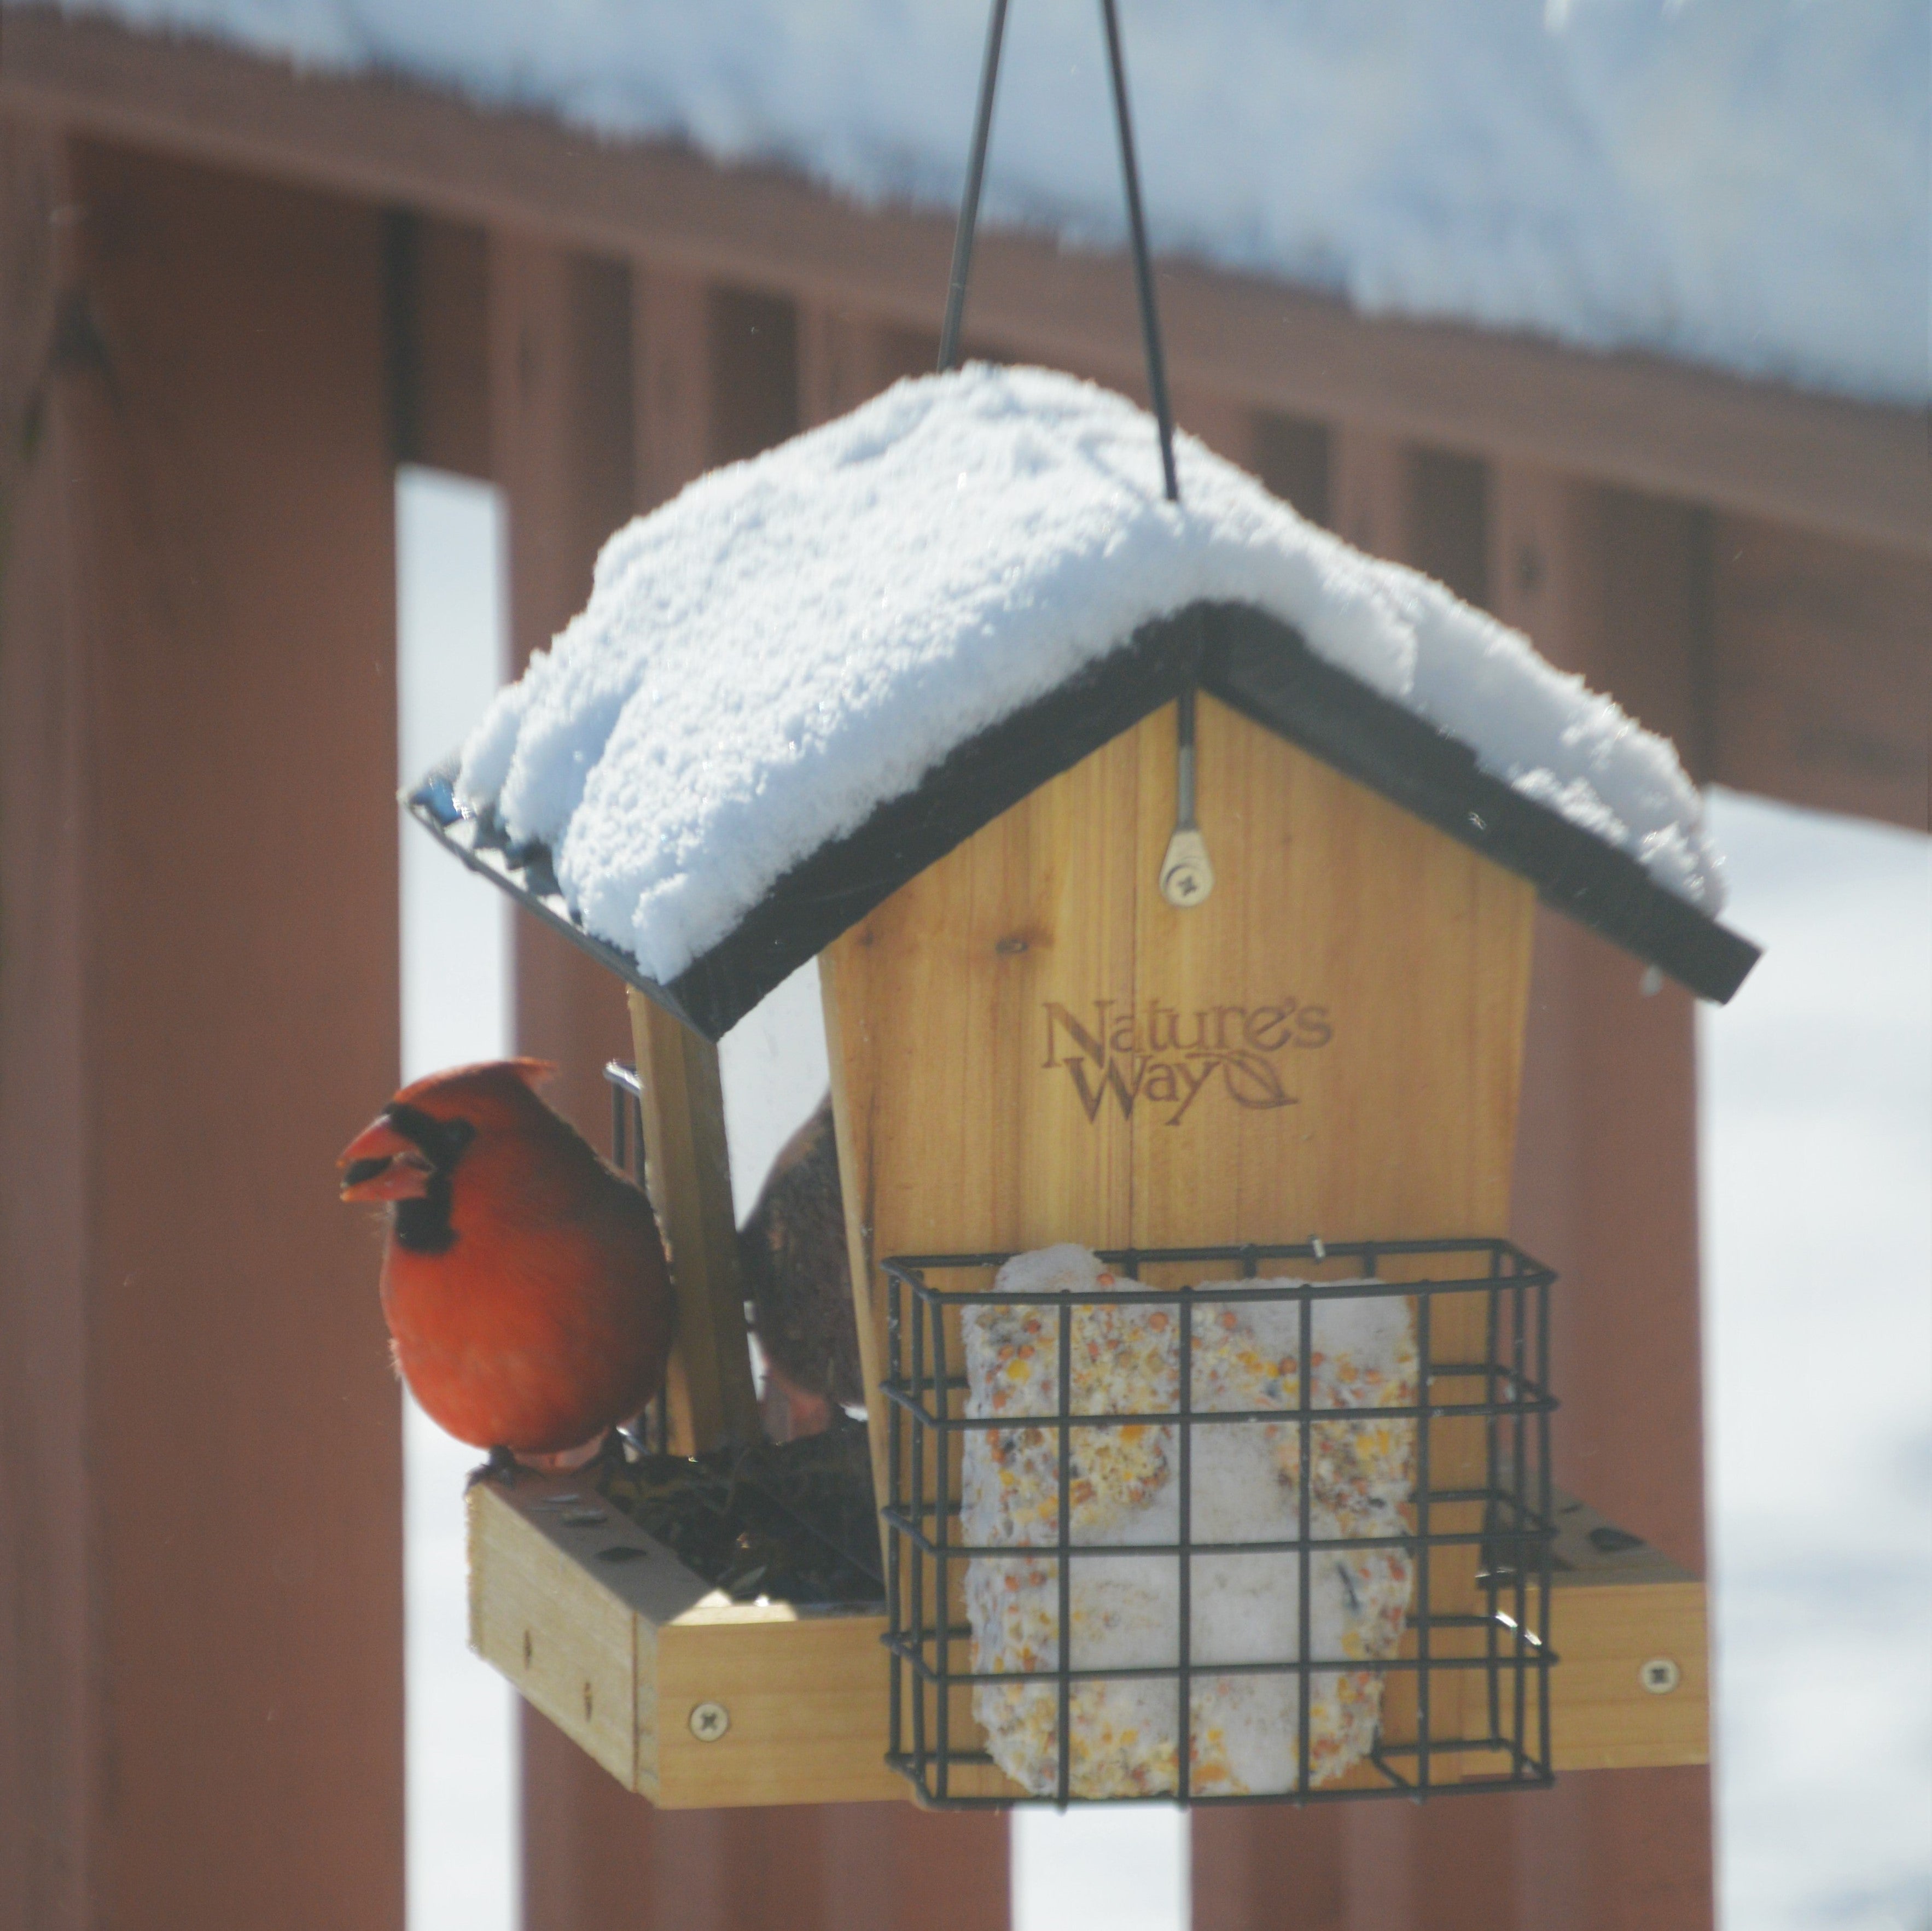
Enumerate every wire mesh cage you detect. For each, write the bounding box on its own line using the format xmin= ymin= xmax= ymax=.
xmin=881 ymin=1240 xmax=1557 ymax=1807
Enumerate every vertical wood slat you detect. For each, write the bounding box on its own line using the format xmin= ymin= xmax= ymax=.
xmin=0 ymin=121 xmax=93 ymax=1931
xmin=1 ymin=134 xmax=405 ymax=1930
xmin=1331 ymin=424 xmax=1418 ymax=560
xmin=629 ymin=988 xmax=761 ymax=1452
xmin=387 ymin=210 xmax=491 ymax=480
xmin=1709 ymin=515 xmax=1932 ymax=833
xmin=1492 ymin=462 xmax=1714 ymax=1931
xmin=796 ymin=305 xmax=934 ymax=427
xmin=488 ymin=228 xmax=638 ymax=1143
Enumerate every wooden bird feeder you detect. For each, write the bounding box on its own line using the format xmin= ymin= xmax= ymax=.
xmin=423 ymin=5 xmax=1754 ymax=1809
xmin=417 ymin=466 xmax=1754 ymax=1810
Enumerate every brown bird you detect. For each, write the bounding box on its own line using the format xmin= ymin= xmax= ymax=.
xmin=737 ymin=1097 xmax=864 ymax=1442
xmin=338 ymin=1059 xmax=676 ymax=1472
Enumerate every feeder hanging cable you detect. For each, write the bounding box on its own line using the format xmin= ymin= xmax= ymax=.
xmin=939 ymin=0 xmax=1180 ymax=507
xmin=940 ymin=0 xmax=1207 ymax=903
xmin=938 ymin=0 xmax=1010 ymax=376
xmin=1098 ymin=0 xmax=1179 ymax=505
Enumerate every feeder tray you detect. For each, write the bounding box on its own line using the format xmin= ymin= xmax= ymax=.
xmin=467 ymin=1444 xmax=1706 ymax=1809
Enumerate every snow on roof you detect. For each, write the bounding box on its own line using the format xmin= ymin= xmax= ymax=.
xmin=51 ymin=0 xmax=1929 ymax=405
xmin=453 ymin=364 xmax=1721 ymax=989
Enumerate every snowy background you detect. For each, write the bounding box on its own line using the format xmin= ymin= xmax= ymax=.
xmin=44 ymin=0 xmax=1932 ymax=405
xmin=397 ymin=466 xmax=1930 ymax=1931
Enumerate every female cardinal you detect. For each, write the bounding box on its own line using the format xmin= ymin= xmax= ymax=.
xmin=737 ymin=1097 xmax=863 ymax=1442
xmin=338 ymin=1059 xmax=675 ymax=1472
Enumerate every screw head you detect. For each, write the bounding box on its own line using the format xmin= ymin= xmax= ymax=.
xmin=1640 ymin=1656 xmax=1681 ymax=1695
xmin=689 ymin=1701 xmax=731 ymax=1742
xmin=1159 ymin=827 xmax=1215 ymax=910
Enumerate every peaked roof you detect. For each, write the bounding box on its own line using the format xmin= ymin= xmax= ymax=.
xmin=412 ymin=597 xmax=1756 ymax=1040
xmin=416 ymin=367 xmax=1757 ymax=1040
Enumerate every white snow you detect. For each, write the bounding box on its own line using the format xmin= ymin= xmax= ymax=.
xmin=46 ymin=0 xmax=1929 ymax=406
xmin=454 ymin=364 xmax=1720 ymax=987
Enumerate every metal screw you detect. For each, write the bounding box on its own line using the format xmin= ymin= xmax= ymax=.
xmin=689 ymin=1701 xmax=731 ymax=1743
xmin=1159 ymin=688 xmax=1214 ymax=911
xmin=1640 ymin=1656 xmax=1681 ymax=1695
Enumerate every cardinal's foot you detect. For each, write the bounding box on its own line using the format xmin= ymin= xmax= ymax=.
xmin=467 ymin=1445 xmax=521 ymax=1489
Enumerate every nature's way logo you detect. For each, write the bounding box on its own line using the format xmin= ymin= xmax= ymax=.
xmin=1041 ymin=998 xmax=1333 ymax=1127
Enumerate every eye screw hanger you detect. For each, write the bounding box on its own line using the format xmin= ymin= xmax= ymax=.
xmin=1159 ymin=687 xmax=1214 ymax=909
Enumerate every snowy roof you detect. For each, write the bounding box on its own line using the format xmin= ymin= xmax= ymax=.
xmin=416 ymin=365 xmax=1755 ymax=1037
xmin=51 ymin=0 xmax=1929 ymax=405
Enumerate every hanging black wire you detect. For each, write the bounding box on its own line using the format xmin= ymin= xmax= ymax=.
xmin=1098 ymin=0 xmax=1180 ymax=503
xmin=938 ymin=0 xmax=1182 ymax=505
xmin=938 ymin=0 xmax=1010 ymax=374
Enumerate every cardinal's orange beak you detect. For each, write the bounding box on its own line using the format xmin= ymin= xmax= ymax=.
xmin=337 ymin=1116 xmax=434 ymax=1202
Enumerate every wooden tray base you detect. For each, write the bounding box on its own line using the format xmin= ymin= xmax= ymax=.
xmin=468 ymin=1474 xmax=1705 ymax=1809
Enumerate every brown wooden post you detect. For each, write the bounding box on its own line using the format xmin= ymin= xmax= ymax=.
xmin=1709 ymin=516 xmax=1932 ymax=832
xmin=1330 ymin=424 xmax=1418 ymax=559
xmin=1169 ymin=386 xmax=1258 ymax=469
xmin=1253 ymin=411 xmax=1332 ymax=527
xmin=1197 ymin=441 xmax=1713 ymax=1931
xmin=796 ymin=305 xmax=934 ymax=427
xmin=1491 ymin=464 xmax=1714 ymax=1931
xmin=487 ymin=229 xmax=638 ymax=1138
xmin=0 ymin=132 xmax=404 ymax=1930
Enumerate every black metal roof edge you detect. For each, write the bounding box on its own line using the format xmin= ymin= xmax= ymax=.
xmin=661 ymin=611 xmax=1207 ymax=1035
xmin=407 ymin=597 xmax=1758 ymax=1039
xmin=404 ymin=769 xmax=711 ymax=1036
xmin=401 ymin=612 xmax=1202 ymax=1041
xmin=1200 ymin=604 xmax=1760 ymax=1002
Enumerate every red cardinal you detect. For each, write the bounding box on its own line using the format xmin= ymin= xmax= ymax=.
xmin=337 ymin=1059 xmax=675 ymax=1472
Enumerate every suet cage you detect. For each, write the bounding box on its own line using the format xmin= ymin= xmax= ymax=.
xmin=882 ymin=1241 xmax=1556 ymax=1806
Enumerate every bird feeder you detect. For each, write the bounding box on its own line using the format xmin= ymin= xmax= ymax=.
xmin=424 ymin=1 xmax=1751 ymax=1810
xmin=420 ymin=365 xmax=1750 ymax=1810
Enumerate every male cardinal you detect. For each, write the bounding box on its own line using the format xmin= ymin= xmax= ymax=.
xmin=338 ymin=1059 xmax=675 ymax=1472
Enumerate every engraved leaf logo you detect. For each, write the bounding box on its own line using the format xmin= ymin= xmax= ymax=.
xmin=1216 ymin=1050 xmax=1295 ymax=1111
